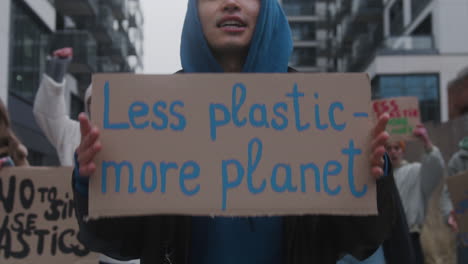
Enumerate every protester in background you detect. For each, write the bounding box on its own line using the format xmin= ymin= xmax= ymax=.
xmin=440 ymin=136 xmax=468 ymax=264
xmin=386 ymin=124 xmax=445 ymax=264
xmin=33 ymin=48 xmax=139 ymax=264
xmin=448 ymin=136 xmax=468 ymax=178
xmin=33 ymin=47 xmax=91 ymax=166
xmin=0 ymin=98 xmax=29 ymax=168
xmin=71 ymin=1 xmax=401 ymax=263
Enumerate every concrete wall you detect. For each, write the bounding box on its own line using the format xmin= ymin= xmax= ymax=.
xmin=23 ymin=0 xmax=55 ymax=31
xmin=433 ymin=0 xmax=468 ymax=54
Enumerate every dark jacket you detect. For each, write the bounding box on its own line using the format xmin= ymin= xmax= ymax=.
xmin=74 ymin=159 xmax=398 ymax=263
xmin=383 ymin=174 xmax=416 ymax=264
xmin=73 ymin=170 xmax=397 ymax=264
xmin=73 ymin=68 xmax=399 ymax=264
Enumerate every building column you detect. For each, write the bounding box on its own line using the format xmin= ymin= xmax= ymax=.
xmin=0 ymin=0 xmax=11 ymax=105
xmin=403 ymin=0 xmax=411 ymax=27
xmin=383 ymin=6 xmax=390 ymax=37
xmin=440 ymin=73 xmax=449 ymax=122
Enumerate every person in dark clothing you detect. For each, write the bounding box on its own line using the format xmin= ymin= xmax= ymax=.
xmin=382 ymin=172 xmax=416 ymax=264
xmin=73 ymin=0 xmax=400 ymax=263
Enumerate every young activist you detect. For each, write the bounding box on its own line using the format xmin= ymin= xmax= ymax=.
xmin=72 ymin=1 xmax=400 ymax=263
xmin=385 ymin=124 xmax=445 ymax=264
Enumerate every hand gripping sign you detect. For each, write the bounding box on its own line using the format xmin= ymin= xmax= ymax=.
xmin=372 ymin=96 xmax=421 ymax=141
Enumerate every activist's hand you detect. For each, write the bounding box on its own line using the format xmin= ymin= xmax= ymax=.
xmin=448 ymin=211 xmax=459 ymax=233
xmin=53 ymin=47 xmax=73 ymax=59
xmin=76 ymin=113 xmax=101 ymax=177
xmin=370 ymin=113 xmax=390 ymax=180
xmin=413 ymin=124 xmax=433 ymax=151
xmin=0 ymin=156 xmax=15 ymax=170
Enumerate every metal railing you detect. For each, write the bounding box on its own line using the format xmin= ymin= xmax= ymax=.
xmin=347 ymin=24 xmax=383 ymax=71
xmin=289 ymin=47 xmax=318 ymax=67
xmin=290 ymin=22 xmax=316 ymax=41
xmin=55 ymin=0 xmax=98 ymax=16
xmin=412 ymin=0 xmax=432 ymax=20
xmin=101 ymin=0 xmax=127 ymax=20
xmin=97 ymin=57 xmax=121 ymax=72
xmin=351 ymin=0 xmax=383 ymax=22
xmin=282 ymin=1 xmax=316 ymax=16
xmin=74 ymin=5 xmax=115 ymax=44
xmin=98 ymin=30 xmax=128 ymax=64
xmin=348 ymin=33 xmax=373 ymax=71
xmin=381 ymin=36 xmax=435 ymax=52
xmin=333 ymin=0 xmax=351 ymax=23
xmin=124 ymin=32 xmax=137 ymax=56
xmin=353 ymin=0 xmax=382 ymax=12
xmin=390 ymin=11 xmax=404 ymax=36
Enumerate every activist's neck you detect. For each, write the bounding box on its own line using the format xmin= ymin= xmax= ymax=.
xmin=213 ymin=49 xmax=247 ymax=73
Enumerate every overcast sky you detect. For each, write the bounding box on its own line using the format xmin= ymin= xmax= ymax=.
xmin=140 ymin=1 xmax=188 ymax=74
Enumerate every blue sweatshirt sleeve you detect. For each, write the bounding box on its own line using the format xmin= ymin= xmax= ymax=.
xmin=73 ymin=152 xmax=89 ymax=196
xmin=383 ymin=153 xmax=390 ymax=178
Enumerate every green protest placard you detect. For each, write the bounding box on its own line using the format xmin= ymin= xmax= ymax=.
xmin=372 ymin=96 xmax=421 ymax=141
xmin=89 ymin=73 xmax=377 ymax=218
xmin=0 ymin=167 xmax=98 ymax=264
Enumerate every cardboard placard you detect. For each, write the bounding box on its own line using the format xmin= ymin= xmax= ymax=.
xmin=90 ymin=73 xmax=377 ymax=218
xmin=372 ymin=97 xmax=421 ymax=141
xmin=447 ymin=171 xmax=468 ymax=247
xmin=0 ymin=167 xmax=98 ymax=264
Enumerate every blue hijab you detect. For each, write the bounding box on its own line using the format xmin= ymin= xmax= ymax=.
xmin=180 ymin=0 xmax=293 ymax=73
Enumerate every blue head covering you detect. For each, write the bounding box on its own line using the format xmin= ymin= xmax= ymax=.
xmin=180 ymin=0 xmax=293 ymax=73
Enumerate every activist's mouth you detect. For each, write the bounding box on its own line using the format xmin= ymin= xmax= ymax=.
xmin=217 ymin=15 xmax=247 ymax=33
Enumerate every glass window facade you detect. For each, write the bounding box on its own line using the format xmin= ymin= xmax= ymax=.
xmin=412 ymin=0 xmax=432 ymax=20
xmin=282 ymin=0 xmax=316 ymax=16
xmin=389 ymin=0 xmax=404 ymax=35
xmin=9 ymin=1 xmax=50 ymax=102
xmin=290 ymin=22 xmax=316 ymax=41
xmin=289 ymin=48 xmax=317 ymax=67
xmin=372 ymin=74 xmax=440 ymax=122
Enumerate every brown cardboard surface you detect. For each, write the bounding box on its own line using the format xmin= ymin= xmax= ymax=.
xmin=89 ymin=73 xmax=378 ymax=218
xmin=446 ymin=171 xmax=468 ymax=247
xmin=0 ymin=167 xmax=98 ymax=264
xmin=372 ymin=96 xmax=421 ymax=141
